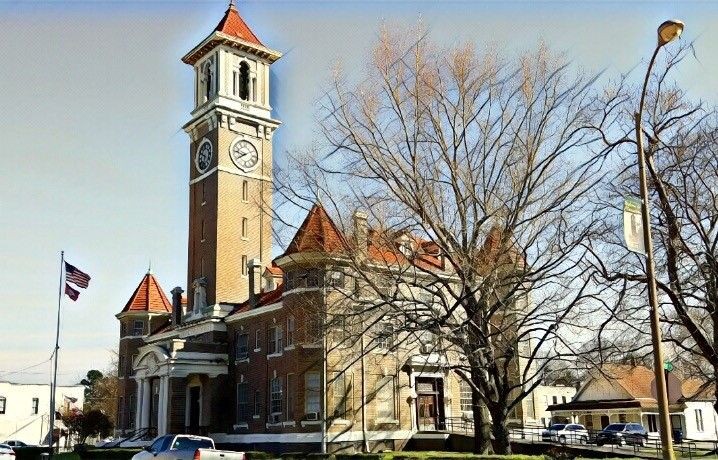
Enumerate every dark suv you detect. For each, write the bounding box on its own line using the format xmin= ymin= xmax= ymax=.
xmin=596 ymin=423 xmax=648 ymax=447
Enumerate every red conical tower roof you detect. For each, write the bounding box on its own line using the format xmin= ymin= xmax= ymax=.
xmin=118 ymin=271 xmax=172 ymax=314
xmin=284 ymin=203 xmax=349 ymax=256
xmin=214 ymin=1 xmax=263 ymax=46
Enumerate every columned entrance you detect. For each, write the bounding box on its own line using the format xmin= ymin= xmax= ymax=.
xmin=415 ymin=377 xmax=445 ymax=431
xmin=187 ymin=385 xmax=201 ymax=434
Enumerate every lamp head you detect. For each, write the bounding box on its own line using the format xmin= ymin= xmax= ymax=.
xmin=657 ymin=19 xmax=684 ymax=47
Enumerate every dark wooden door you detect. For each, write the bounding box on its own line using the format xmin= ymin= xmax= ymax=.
xmin=189 ymin=386 xmax=201 ymax=433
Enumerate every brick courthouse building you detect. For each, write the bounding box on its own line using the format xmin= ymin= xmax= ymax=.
xmin=114 ymin=2 xmax=537 ymax=453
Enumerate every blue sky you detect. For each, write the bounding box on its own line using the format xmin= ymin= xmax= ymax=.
xmin=0 ymin=0 xmax=715 ymax=385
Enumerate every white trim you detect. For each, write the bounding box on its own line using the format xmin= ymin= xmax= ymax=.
xmin=226 ymin=302 xmax=282 ymax=323
xmin=267 ymin=352 xmax=283 ymax=359
xmin=188 ymin=165 xmax=272 ymax=186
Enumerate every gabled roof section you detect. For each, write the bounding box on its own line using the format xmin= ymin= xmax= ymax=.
xmin=214 ymin=2 xmax=263 ymax=46
xmin=283 ymin=203 xmax=349 ymax=256
xmin=118 ymin=272 xmax=172 ymax=315
xmin=229 ymin=285 xmax=284 ymax=316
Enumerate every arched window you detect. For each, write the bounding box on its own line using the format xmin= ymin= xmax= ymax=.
xmin=239 ymin=61 xmax=250 ymax=100
xmin=203 ymin=58 xmax=215 ymax=102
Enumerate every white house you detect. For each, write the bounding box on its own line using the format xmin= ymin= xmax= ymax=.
xmin=530 ymin=384 xmax=578 ymax=427
xmin=0 ymin=381 xmax=85 ymax=446
xmin=548 ymin=364 xmax=718 ymax=441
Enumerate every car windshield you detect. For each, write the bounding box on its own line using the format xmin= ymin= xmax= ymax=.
xmin=172 ymin=437 xmax=214 ymax=451
xmin=605 ymin=424 xmax=627 ymax=431
xmin=549 ymin=424 xmax=566 ymax=430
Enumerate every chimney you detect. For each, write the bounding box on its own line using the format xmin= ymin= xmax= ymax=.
xmin=248 ymin=258 xmax=262 ymax=308
xmin=353 ymin=210 xmax=368 ymax=259
xmin=171 ymin=286 xmax=184 ymax=327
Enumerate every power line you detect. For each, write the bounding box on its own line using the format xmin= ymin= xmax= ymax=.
xmin=0 ymin=352 xmax=55 ymax=378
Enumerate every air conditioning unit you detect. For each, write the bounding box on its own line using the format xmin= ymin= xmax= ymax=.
xmin=305 ymin=412 xmax=320 ymax=421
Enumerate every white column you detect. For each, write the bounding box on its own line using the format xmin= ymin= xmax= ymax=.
xmin=157 ymin=377 xmax=169 ymax=436
xmin=134 ymin=378 xmax=144 ymax=430
xmin=140 ymin=379 xmax=151 ymax=429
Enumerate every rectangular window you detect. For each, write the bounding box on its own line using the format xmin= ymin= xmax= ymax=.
xmin=118 ymin=355 xmax=125 ymax=377
xmin=233 ymin=70 xmax=238 ymax=96
xmin=305 ymin=372 xmax=321 ymax=414
xmin=268 ymin=326 xmax=283 ymax=355
xmin=252 ymin=77 xmax=257 ymax=102
xmin=307 ymin=316 xmax=322 ymax=343
xmin=241 ymin=217 xmax=248 ymax=238
xmin=286 ymin=374 xmax=295 ymax=420
xmin=286 ymin=316 xmax=295 ymax=347
xmin=459 ymin=380 xmax=472 ymax=412
xmin=132 ymin=320 xmax=144 ymax=336
xmin=647 ymin=414 xmax=657 ymax=432
xmin=32 ymin=397 xmax=39 ymax=415
xmin=128 ymin=395 xmax=135 ymax=428
xmin=696 ymin=409 xmax=704 ymax=432
xmin=270 ymin=377 xmax=283 ymax=415
xmin=242 ymin=180 xmax=248 ymax=202
xmin=201 ymin=220 xmax=205 ymax=241
xmin=0 ymin=397 xmax=6 ymax=414
xmin=552 ymin=396 xmax=558 ymax=405
xmin=376 ymin=323 xmax=394 ymax=350
xmin=562 ymin=396 xmax=567 ymax=403
xmin=235 ymin=332 xmax=249 ymax=360
xmin=253 ymin=389 xmax=261 ymax=417
xmin=118 ymin=396 xmax=124 ymax=428
xmin=255 ymin=329 xmax=261 ymax=351
xmin=120 ymin=322 xmax=126 ymax=336
xmin=241 ymin=255 xmax=247 ymax=276
xmin=332 ymin=372 xmax=349 ymax=418
xmin=236 ymin=383 xmax=249 ymax=422
xmin=375 ymin=376 xmax=395 ymax=420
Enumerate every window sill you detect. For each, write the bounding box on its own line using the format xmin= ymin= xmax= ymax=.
xmin=201 ymin=239 xmax=206 ymax=243
xmin=201 ymin=201 xmax=207 ymax=206
xmin=267 ymin=352 xmax=283 ymax=359
xmin=252 ymin=415 xmax=261 ymax=420
xmin=253 ymin=348 xmax=261 ymax=353
xmin=376 ymin=419 xmax=400 ymax=425
xmin=266 ymin=422 xmax=283 ymax=428
xmin=332 ymin=419 xmax=352 ymax=426
xmin=241 ymin=237 xmax=249 ymax=241
xmin=233 ymin=423 xmax=248 ymax=430
xmin=301 ymin=420 xmax=322 ymax=427
xmin=234 ymin=358 xmax=249 ymax=364
xmin=282 ymin=421 xmax=296 ymax=427
xmin=284 ymin=345 xmax=295 ymax=351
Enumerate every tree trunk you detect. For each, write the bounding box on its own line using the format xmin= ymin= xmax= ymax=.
xmin=490 ymin=406 xmax=512 ymax=454
xmin=471 ymin=394 xmax=492 ymax=454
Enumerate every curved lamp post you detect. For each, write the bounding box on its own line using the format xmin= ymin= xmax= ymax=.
xmin=635 ymin=19 xmax=683 ymax=460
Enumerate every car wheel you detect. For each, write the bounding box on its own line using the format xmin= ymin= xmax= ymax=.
xmin=639 ymin=437 xmax=646 ymax=447
xmin=618 ymin=437 xmax=625 ymax=447
xmin=559 ymin=435 xmax=566 ymax=444
xmin=580 ymin=436 xmax=587 ymax=444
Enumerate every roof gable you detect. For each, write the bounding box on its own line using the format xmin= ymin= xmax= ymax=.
xmin=119 ymin=272 xmax=172 ymax=315
xmin=214 ymin=2 xmax=263 ymax=46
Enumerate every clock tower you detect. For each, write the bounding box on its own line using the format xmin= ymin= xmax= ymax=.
xmin=181 ymin=2 xmax=281 ymax=313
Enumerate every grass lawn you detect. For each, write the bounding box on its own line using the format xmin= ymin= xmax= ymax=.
xmin=55 ymin=453 xmax=81 ymax=460
xmin=373 ymin=453 xmax=543 ymax=460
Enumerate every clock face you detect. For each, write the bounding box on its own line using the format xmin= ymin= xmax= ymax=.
xmin=195 ymin=139 xmax=213 ymax=173
xmin=230 ymin=139 xmax=259 ymax=171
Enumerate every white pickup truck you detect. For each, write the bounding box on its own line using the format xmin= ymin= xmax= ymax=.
xmin=130 ymin=434 xmax=246 ymax=460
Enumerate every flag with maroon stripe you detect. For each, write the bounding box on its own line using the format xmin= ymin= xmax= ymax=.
xmin=65 ymin=262 xmax=91 ymax=288
xmin=65 ymin=283 xmax=80 ymax=301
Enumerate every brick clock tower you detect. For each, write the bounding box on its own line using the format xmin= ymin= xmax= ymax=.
xmin=181 ymin=2 xmax=281 ymax=314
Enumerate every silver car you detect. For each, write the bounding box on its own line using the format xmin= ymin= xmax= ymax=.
xmin=131 ymin=435 xmax=214 ymax=460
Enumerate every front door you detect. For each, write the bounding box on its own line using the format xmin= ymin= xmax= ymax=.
xmin=150 ymin=379 xmax=160 ymax=430
xmin=188 ymin=386 xmax=201 ymax=434
xmin=418 ymin=394 xmax=437 ymax=430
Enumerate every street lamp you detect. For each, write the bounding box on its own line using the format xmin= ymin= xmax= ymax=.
xmin=635 ymin=18 xmax=684 ymax=460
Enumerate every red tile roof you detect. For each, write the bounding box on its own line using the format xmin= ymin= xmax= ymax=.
xmin=119 ymin=272 xmax=172 ymax=314
xmin=284 ymin=203 xmax=350 ymax=256
xmin=229 ymin=285 xmax=285 ymax=316
xmin=214 ymin=2 xmax=263 ymax=46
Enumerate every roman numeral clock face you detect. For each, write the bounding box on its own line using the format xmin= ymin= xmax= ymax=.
xmin=230 ymin=139 xmax=259 ymax=172
xmin=195 ymin=138 xmax=213 ymax=173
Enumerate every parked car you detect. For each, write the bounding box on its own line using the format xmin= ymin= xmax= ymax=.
xmin=541 ymin=423 xmax=589 ymax=444
xmin=2 ymin=441 xmax=26 ymax=448
xmin=130 ymin=434 xmax=245 ymax=460
xmin=596 ymin=423 xmax=648 ymax=447
xmin=0 ymin=444 xmax=15 ymax=459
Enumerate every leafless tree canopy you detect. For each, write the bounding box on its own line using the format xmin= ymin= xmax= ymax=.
xmin=274 ymin=26 xmax=624 ymax=453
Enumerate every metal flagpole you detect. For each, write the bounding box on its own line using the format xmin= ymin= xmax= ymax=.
xmin=49 ymin=251 xmax=64 ymax=458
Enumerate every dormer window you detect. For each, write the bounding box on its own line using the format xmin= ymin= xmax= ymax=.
xmin=239 ymin=61 xmax=250 ymax=101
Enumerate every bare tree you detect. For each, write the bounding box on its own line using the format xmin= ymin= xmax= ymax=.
xmin=275 ymin=26 xmax=616 ymax=454
xmin=589 ymin=43 xmax=718 ymax=408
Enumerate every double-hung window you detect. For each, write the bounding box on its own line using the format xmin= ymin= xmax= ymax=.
xmin=270 ymin=378 xmax=283 ymax=415
xmin=236 ymin=383 xmax=249 ymax=422
xmin=305 ymin=372 xmax=321 ymax=414
xmin=459 ymin=380 xmax=472 ymax=412
xmin=268 ymin=326 xmax=283 ymax=355
xmin=235 ymin=333 xmax=249 ymax=361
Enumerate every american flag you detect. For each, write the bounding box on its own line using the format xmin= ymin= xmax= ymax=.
xmin=65 ymin=283 xmax=80 ymax=301
xmin=65 ymin=262 xmax=91 ymax=288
